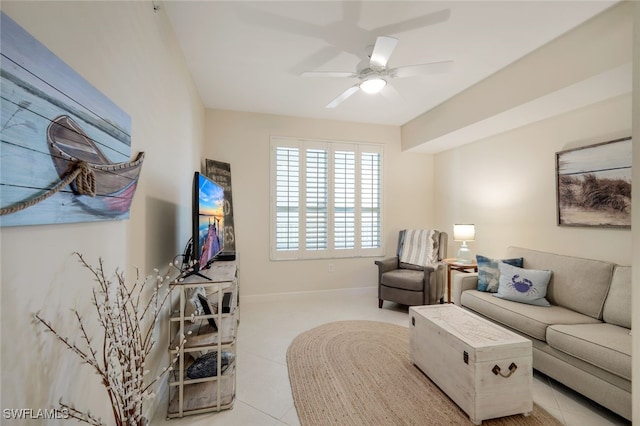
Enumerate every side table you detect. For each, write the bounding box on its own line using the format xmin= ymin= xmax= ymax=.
xmin=443 ymin=258 xmax=478 ymax=304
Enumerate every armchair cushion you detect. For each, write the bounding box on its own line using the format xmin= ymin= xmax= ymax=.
xmin=380 ymin=269 xmax=425 ymax=292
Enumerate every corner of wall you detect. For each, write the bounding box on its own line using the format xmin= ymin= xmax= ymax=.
xmin=631 ymin=3 xmax=640 ymax=424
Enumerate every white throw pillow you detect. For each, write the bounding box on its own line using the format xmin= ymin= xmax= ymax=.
xmin=494 ymin=263 xmax=552 ymax=307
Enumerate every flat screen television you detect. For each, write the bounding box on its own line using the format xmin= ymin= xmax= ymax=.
xmin=191 ymin=171 xmax=224 ymax=273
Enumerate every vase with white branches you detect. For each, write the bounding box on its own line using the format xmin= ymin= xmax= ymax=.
xmin=35 ymin=253 xmax=188 ymax=426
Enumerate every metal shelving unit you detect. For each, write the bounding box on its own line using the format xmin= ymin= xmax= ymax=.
xmin=167 ymin=260 xmax=238 ymax=418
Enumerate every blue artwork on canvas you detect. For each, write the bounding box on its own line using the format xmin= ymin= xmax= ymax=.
xmin=0 ymin=12 xmax=143 ymax=227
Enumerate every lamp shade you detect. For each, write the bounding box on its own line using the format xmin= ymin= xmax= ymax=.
xmin=453 ymin=224 xmax=475 ymax=241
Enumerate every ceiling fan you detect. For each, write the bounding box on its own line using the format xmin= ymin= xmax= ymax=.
xmin=302 ymin=35 xmax=453 ymax=108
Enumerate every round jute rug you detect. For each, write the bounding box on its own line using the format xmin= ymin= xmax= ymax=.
xmin=287 ymin=320 xmax=562 ymax=426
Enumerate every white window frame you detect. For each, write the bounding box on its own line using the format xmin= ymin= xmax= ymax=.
xmin=270 ymin=136 xmax=384 ymax=260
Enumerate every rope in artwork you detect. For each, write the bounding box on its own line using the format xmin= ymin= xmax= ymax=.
xmin=0 ymin=160 xmax=96 ymax=216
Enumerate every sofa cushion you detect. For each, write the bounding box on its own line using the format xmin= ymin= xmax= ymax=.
xmin=506 ymin=247 xmax=614 ymax=319
xmin=381 ymin=269 xmax=423 ymax=291
xmin=476 ymin=254 xmax=523 ymax=292
xmin=461 ymin=290 xmax=601 ymax=341
xmin=494 ymin=263 xmax=551 ymax=306
xmin=602 ymin=266 xmax=631 ymax=329
xmin=546 ymin=323 xmax=631 ymax=381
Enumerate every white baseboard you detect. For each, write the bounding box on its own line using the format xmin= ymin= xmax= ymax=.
xmin=241 ymin=286 xmax=377 ymax=304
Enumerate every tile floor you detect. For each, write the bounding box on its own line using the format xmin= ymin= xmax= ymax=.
xmin=151 ymin=287 xmax=630 ymax=426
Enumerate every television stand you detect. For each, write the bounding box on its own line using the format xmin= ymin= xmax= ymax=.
xmin=167 ymin=260 xmax=239 ymax=418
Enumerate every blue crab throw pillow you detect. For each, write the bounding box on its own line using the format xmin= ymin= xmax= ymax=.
xmin=476 ymin=255 xmax=523 ymax=292
xmin=494 ymin=262 xmax=552 ymax=307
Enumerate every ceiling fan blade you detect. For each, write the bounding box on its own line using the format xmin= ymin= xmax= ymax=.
xmin=370 ymin=36 xmax=398 ymax=68
xmin=301 ymin=71 xmax=357 ymax=78
xmin=392 ymin=61 xmax=453 ymax=78
xmin=325 ymin=85 xmax=359 ymax=109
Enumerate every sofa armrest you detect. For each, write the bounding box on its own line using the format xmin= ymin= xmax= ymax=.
xmin=452 ymin=272 xmax=478 ymax=306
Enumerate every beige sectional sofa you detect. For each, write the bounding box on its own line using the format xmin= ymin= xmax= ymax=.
xmin=451 ymin=247 xmax=632 ymax=421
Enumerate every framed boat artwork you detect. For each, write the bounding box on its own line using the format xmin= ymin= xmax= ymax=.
xmin=0 ymin=12 xmax=144 ymax=227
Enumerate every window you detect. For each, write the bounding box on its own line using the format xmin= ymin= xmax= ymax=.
xmin=271 ymin=137 xmax=383 ymax=260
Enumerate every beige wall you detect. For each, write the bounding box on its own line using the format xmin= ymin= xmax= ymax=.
xmin=434 ymin=94 xmax=632 ymax=264
xmin=403 ymin=1 xmax=632 ymax=153
xmin=204 ymin=109 xmax=434 ymax=296
xmin=0 ymin=1 xmax=203 ymax=422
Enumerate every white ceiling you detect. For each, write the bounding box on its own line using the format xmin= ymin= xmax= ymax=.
xmin=163 ymin=1 xmax=618 ymax=140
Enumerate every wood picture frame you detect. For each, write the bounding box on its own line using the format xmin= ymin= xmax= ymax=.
xmin=205 ymin=159 xmax=236 ymax=252
xmin=556 ymin=137 xmax=632 ymax=228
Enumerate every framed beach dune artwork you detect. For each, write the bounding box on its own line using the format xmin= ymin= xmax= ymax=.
xmin=556 ymin=137 xmax=632 ymax=228
xmin=0 ymin=12 xmax=143 ymax=227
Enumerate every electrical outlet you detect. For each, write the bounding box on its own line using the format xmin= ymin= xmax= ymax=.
xmin=328 ymin=263 xmax=334 ymax=273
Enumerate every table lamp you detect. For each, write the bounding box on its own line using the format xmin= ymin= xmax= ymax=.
xmin=454 ymin=224 xmax=475 ymax=264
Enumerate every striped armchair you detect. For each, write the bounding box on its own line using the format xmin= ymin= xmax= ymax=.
xmin=375 ymin=230 xmax=448 ymax=308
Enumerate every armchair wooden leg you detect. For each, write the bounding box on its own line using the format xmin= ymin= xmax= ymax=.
xmin=378 ymin=299 xmax=383 ymax=309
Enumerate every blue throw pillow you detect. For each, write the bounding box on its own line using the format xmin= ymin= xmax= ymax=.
xmin=476 ymin=255 xmax=524 ymax=292
xmin=494 ymin=262 xmax=552 ymax=307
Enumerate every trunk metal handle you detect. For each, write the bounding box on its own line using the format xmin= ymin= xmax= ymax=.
xmin=492 ymin=362 xmax=518 ymax=378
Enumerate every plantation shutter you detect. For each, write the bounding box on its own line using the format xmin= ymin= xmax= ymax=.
xmin=334 ymin=149 xmax=356 ymax=250
xmin=361 ymin=150 xmax=381 ymax=249
xmin=274 ymin=146 xmax=299 ymax=254
xmin=305 ymin=148 xmax=328 ymax=250
xmin=271 ymin=137 xmax=383 ymax=260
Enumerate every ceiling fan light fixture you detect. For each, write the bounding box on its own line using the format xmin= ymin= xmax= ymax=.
xmin=359 ymin=78 xmax=387 ymax=94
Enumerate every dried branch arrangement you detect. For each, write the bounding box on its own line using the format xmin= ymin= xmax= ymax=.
xmin=35 ymin=253 xmax=188 ymax=426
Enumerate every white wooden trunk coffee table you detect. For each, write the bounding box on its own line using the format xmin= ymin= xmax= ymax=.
xmin=409 ymin=304 xmax=532 ymax=425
